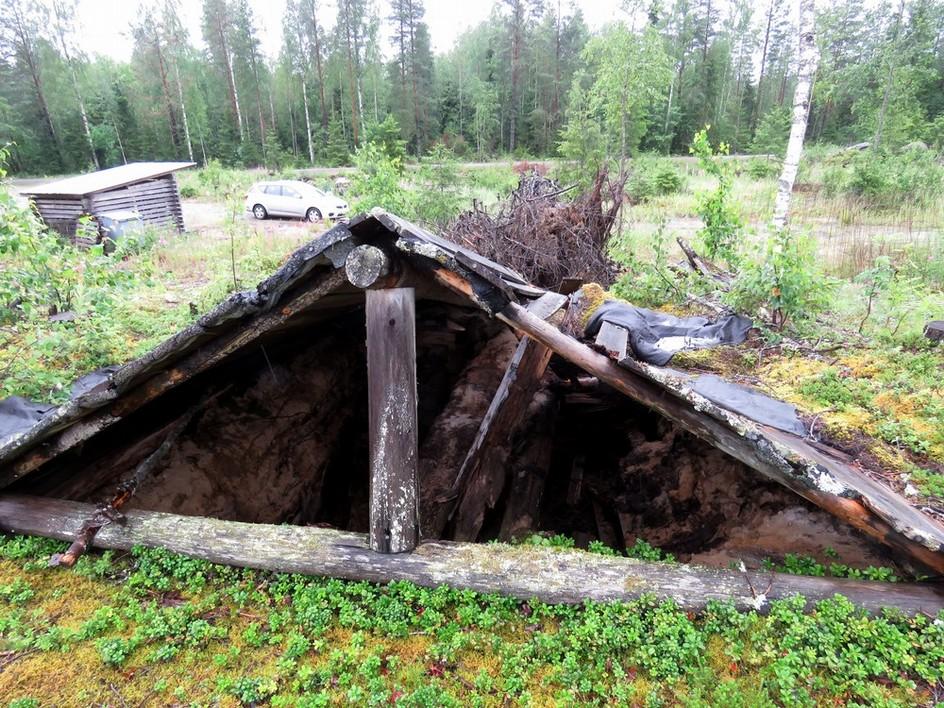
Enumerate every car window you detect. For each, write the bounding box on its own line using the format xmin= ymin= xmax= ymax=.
xmin=282 ymin=186 xmax=301 ymax=199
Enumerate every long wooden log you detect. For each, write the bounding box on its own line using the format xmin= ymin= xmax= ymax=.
xmin=451 ymin=335 xmax=555 ymax=541
xmin=419 ymin=330 xmax=519 ymax=539
xmin=2 ymin=495 xmax=941 ymax=614
xmin=499 ymin=388 xmax=557 ymax=541
xmin=366 ymin=288 xmax=420 ymax=553
xmin=495 ymin=301 xmax=944 ymax=574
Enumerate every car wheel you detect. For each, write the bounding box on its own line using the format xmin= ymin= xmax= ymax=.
xmin=306 ymin=207 xmax=322 ymax=222
xmin=252 ymin=204 xmax=267 ymax=220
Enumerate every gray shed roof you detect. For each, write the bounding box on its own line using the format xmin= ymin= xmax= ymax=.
xmin=23 ymin=162 xmax=195 ymax=197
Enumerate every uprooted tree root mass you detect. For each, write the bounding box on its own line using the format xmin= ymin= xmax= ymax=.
xmin=447 ymin=170 xmax=625 ymax=290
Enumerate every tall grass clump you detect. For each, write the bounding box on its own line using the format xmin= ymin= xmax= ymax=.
xmin=823 ymin=147 xmax=944 ymax=210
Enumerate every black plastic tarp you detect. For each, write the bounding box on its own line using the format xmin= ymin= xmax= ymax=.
xmin=585 ymin=301 xmax=753 ymax=366
xmin=0 ymin=397 xmax=55 ymax=445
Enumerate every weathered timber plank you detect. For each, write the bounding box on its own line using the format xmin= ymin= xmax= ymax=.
xmin=526 ymin=292 xmax=569 ymax=320
xmin=594 ymin=321 xmax=629 ymax=360
xmin=496 ymin=302 xmax=944 ymax=573
xmin=366 ymin=288 xmax=419 ymax=553
xmin=1 ymin=495 xmax=941 ymax=614
xmin=451 ymin=333 xmax=555 ymax=541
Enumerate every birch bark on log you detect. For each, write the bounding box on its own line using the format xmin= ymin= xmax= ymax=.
xmin=772 ymin=0 xmax=819 ymax=231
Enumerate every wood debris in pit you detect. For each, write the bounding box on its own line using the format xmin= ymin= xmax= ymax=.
xmin=447 ymin=170 xmax=624 ymax=290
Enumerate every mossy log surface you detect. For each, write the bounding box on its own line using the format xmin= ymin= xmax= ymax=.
xmin=2 ymin=494 xmax=942 ymax=615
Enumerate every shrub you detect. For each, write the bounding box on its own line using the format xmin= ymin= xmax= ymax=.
xmin=627 ymin=156 xmax=685 ymax=201
xmin=825 ymin=147 xmax=944 ymax=208
xmin=746 ymin=157 xmax=779 ymax=179
xmin=690 ymin=127 xmax=743 ymax=265
xmin=750 ymin=107 xmax=791 ymax=156
xmin=727 ymin=228 xmax=834 ymax=330
xmin=414 ymin=144 xmax=464 ymax=227
xmin=362 ymin=115 xmax=407 ymax=166
xmin=348 ymin=142 xmax=414 ymax=216
xmin=610 ymin=220 xmax=689 ymax=307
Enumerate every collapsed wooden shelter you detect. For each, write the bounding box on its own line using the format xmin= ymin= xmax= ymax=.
xmin=0 ymin=210 xmax=942 ymax=612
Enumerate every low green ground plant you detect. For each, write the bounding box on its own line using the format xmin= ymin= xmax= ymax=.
xmin=0 ymin=535 xmax=941 ymax=706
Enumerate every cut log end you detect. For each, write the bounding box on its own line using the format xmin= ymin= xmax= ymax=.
xmin=346 ymin=244 xmax=391 ymax=289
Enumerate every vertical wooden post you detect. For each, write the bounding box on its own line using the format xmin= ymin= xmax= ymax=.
xmin=366 ymin=288 xmax=419 ymax=553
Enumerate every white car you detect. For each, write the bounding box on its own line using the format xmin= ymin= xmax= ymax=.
xmin=245 ymin=180 xmax=349 ymax=222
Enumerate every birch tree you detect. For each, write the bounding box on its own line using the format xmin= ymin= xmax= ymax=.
xmin=162 ymin=0 xmax=195 ymax=162
xmin=772 ymin=0 xmax=819 ymax=230
xmin=584 ymin=23 xmax=672 ymax=174
xmin=51 ymin=0 xmax=97 ymax=168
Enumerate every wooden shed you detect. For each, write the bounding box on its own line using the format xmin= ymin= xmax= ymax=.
xmin=23 ymin=162 xmax=194 ymax=242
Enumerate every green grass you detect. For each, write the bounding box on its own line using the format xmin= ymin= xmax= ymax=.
xmin=0 ymin=214 xmax=313 ymax=404
xmin=0 ymin=535 xmax=941 ymax=707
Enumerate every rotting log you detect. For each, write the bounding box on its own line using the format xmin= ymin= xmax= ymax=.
xmin=451 ymin=334 xmax=555 ymax=541
xmin=2 ymin=495 xmax=941 ymax=615
xmin=495 ymin=301 xmax=944 ymax=574
xmin=499 ymin=388 xmax=557 ymax=541
xmin=366 ymin=288 xmax=419 ymax=553
xmin=419 ymin=329 xmax=519 ymax=539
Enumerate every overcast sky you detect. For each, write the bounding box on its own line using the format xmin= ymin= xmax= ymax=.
xmin=75 ymin=0 xmax=629 ymax=62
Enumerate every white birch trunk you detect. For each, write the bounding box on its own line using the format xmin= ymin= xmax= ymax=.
xmin=772 ymin=0 xmax=819 ymax=231
xmin=173 ymin=59 xmax=194 ymax=163
xmin=301 ymin=78 xmax=315 ymax=164
xmin=229 ymin=52 xmax=244 ymax=142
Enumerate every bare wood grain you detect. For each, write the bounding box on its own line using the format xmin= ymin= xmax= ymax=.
xmin=366 ymin=288 xmax=419 ymax=553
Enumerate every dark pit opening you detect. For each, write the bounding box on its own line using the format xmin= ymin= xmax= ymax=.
xmin=12 ymin=305 xmax=899 ymax=572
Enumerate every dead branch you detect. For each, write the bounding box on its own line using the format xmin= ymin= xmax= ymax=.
xmin=48 ymin=405 xmax=199 ymax=568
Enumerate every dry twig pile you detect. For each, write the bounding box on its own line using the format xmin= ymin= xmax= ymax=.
xmin=448 ymin=170 xmax=625 ymax=290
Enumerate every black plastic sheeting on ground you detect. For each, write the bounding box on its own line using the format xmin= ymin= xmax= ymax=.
xmin=584 ymin=301 xmax=805 ymax=436
xmin=692 ymin=375 xmax=807 ymax=436
xmin=585 ymin=301 xmax=753 ymax=366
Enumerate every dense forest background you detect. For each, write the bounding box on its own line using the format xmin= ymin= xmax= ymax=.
xmin=1 ymin=0 xmax=942 ymax=174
